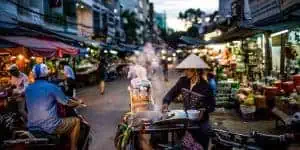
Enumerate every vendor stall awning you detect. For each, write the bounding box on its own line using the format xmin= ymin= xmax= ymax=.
xmin=210 ymin=26 xmax=264 ymax=43
xmin=0 ymin=36 xmax=78 ymax=57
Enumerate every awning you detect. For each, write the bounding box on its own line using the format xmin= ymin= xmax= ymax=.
xmin=179 ymin=36 xmax=208 ymax=45
xmin=0 ymin=39 xmax=17 ymax=48
xmin=210 ymin=26 xmax=264 ymax=43
xmin=0 ymin=36 xmax=78 ymax=57
xmin=47 ymin=31 xmax=100 ymax=47
xmin=0 ymin=49 xmax=11 ymax=55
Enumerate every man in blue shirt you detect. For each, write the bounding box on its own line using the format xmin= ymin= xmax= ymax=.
xmin=25 ymin=64 xmax=80 ymax=150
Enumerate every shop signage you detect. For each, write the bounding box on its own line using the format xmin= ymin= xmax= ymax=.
xmin=249 ymin=0 xmax=281 ymax=23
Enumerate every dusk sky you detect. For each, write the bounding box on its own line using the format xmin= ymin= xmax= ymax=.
xmin=150 ymin=0 xmax=219 ymax=31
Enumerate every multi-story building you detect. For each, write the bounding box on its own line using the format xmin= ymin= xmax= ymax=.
xmin=154 ymin=12 xmax=167 ymax=32
xmin=0 ymin=0 xmax=79 ymax=35
xmin=76 ymin=0 xmax=94 ymax=38
xmin=102 ymin=0 xmax=125 ymax=44
xmin=120 ymin=0 xmax=151 ymax=44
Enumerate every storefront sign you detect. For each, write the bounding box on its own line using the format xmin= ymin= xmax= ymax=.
xmin=249 ymin=0 xmax=280 ymax=23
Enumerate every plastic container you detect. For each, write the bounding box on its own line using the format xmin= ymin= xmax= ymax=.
xmin=282 ymin=81 xmax=295 ymax=94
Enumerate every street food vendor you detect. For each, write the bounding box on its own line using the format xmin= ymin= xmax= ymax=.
xmin=162 ymin=54 xmax=216 ymax=150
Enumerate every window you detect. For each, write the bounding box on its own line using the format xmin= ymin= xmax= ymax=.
xmin=93 ymin=10 xmax=101 ymax=31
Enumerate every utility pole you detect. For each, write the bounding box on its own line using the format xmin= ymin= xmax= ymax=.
xmin=264 ymin=32 xmax=272 ymax=76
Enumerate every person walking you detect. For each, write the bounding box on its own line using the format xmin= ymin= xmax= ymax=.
xmin=97 ymin=59 xmax=107 ymax=95
xmin=161 ymin=59 xmax=169 ymax=82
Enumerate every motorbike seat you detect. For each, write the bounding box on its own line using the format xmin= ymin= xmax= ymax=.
xmin=30 ymin=130 xmax=62 ymax=144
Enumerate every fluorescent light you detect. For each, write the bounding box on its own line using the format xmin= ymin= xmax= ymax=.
xmin=176 ymin=49 xmax=183 ymax=53
xmin=192 ymin=49 xmax=199 ymax=54
xmin=271 ymin=30 xmax=289 ymax=37
xmin=134 ymin=51 xmax=140 ymax=55
xmin=110 ymin=50 xmax=118 ymax=55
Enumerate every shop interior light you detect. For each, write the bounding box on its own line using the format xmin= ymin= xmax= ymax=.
xmin=176 ymin=49 xmax=183 ymax=53
xmin=80 ymin=5 xmax=84 ymax=9
xmin=271 ymin=30 xmax=289 ymax=37
xmin=104 ymin=50 xmax=108 ymax=53
xmin=87 ymin=47 xmax=90 ymax=51
xmin=134 ymin=51 xmax=140 ymax=55
xmin=172 ymin=53 xmax=176 ymax=57
xmin=161 ymin=50 xmax=167 ymax=54
xmin=192 ymin=49 xmax=199 ymax=54
xmin=167 ymin=57 xmax=172 ymax=62
xmin=85 ymin=54 xmax=89 ymax=58
xmin=162 ymin=56 xmax=166 ymax=60
xmin=30 ymin=56 xmax=36 ymax=59
xmin=17 ymin=54 xmax=24 ymax=60
xmin=76 ymin=3 xmax=79 ymax=7
xmin=110 ymin=50 xmax=118 ymax=55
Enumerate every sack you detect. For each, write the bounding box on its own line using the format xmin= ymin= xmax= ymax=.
xmin=182 ymin=131 xmax=203 ymax=150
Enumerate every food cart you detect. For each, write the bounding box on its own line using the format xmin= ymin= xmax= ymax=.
xmin=115 ymin=88 xmax=206 ymax=150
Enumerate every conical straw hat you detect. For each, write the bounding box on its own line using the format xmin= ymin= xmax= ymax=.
xmin=176 ymin=54 xmax=210 ymax=69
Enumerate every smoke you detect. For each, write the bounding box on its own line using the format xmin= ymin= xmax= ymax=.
xmin=129 ymin=42 xmax=166 ymax=107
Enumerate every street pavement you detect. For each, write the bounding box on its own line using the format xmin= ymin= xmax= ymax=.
xmin=77 ymin=70 xmax=280 ymax=150
xmin=77 ymin=71 xmax=179 ymax=150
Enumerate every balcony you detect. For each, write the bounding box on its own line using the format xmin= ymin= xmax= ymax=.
xmin=44 ymin=11 xmax=77 ymax=33
xmin=249 ymin=0 xmax=281 ymax=24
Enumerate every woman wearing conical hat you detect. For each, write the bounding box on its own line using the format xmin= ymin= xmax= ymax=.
xmin=162 ymin=54 xmax=216 ymax=150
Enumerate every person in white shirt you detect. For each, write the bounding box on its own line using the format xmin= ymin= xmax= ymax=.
xmin=8 ymin=64 xmax=29 ymax=119
xmin=9 ymin=65 xmax=29 ymax=96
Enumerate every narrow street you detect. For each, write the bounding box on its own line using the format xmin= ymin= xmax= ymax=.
xmin=77 ymin=71 xmax=178 ymax=150
xmin=77 ymin=71 xmax=278 ymax=150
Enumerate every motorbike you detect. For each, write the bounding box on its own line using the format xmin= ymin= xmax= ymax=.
xmin=0 ymin=79 xmax=91 ymax=150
